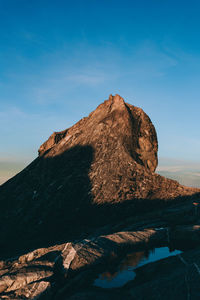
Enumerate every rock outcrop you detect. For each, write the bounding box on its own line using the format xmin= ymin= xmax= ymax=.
xmin=0 ymin=94 xmax=199 ymax=259
xmin=1 ymin=207 xmax=200 ymax=299
xmin=39 ymin=94 xmax=158 ymax=173
xmin=0 ymin=94 xmax=200 ymax=299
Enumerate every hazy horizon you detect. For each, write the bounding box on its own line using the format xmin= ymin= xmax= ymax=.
xmin=1 ymin=155 xmax=200 ymax=188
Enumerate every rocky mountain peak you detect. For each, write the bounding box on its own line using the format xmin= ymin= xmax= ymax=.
xmin=0 ymin=94 xmax=200 ymax=299
xmin=0 ymin=94 xmax=199 ymax=259
xmin=108 ymin=93 xmax=125 ymax=110
xmin=38 ymin=94 xmax=158 ymax=173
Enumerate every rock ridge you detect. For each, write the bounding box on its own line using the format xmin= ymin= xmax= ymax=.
xmin=0 ymin=94 xmax=199 ymax=260
xmin=38 ymin=94 xmax=158 ymax=173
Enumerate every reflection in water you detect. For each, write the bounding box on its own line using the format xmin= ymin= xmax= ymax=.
xmin=94 ymin=247 xmax=182 ymax=288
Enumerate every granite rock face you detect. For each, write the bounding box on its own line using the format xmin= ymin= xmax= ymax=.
xmin=39 ymin=94 xmax=158 ymax=173
xmin=1 ymin=211 xmax=200 ymax=299
xmin=0 ymin=94 xmax=200 ymax=299
xmin=0 ymin=94 xmax=199 ymax=258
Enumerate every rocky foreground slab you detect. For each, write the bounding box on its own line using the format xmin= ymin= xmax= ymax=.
xmin=1 ymin=202 xmax=200 ymax=299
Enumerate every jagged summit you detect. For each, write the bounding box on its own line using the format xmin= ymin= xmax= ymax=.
xmin=0 ymin=94 xmax=200 ymax=299
xmin=108 ymin=93 xmax=125 ymax=108
xmin=0 ymin=94 xmax=199 ymax=258
xmin=39 ymin=94 xmax=158 ymax=173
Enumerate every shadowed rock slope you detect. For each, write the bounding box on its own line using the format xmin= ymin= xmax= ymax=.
xmin=0 ymin=94 xmax=199 ymax=258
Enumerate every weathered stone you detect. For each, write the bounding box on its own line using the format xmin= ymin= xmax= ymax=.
xmin=0 ymin=94 xmax=199 ymax=258
xmin=0 ymin=223 xmax=200 ymax=298
xmin=0 ymin=94 xmax=200 ymax=298
xmin=0 ymin=269 xmax=53 ymax=293
xmin=39 ymin=94 xmax=158 ymax=172
xmin=1 ymin=281 xmax=51 ymax=299
xmin=0 ymin=228 xmax=165 ymax=298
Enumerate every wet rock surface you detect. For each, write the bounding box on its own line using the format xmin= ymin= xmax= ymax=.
xmin=0 ymin=94 xmax=200 ymax=298
xmin=1 ymin=208 xmax=200 ymax=299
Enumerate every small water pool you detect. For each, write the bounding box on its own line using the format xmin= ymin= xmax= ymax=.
xmin=94 ymin=247 xmax=182 ymax=288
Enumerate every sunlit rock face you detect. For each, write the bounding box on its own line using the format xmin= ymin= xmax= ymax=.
xmin=39 ymin=94 xmax=158 ymax=173
xmin=36 ymin=94 xmax=195 ymax=206
xmin=0 ymin=94 xmax=199 ymax=259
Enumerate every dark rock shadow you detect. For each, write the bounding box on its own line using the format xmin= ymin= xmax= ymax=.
xmin=0 ymin=145 xmax=94 ymax=259
xmin=0 ymin=143 xmax=200 ymax=260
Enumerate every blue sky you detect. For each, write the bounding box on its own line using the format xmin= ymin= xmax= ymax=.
xmin=0 ymin=0 xmax=200 ymax=185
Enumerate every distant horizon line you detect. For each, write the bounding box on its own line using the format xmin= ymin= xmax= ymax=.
xmin=0 ymin=155 xmax=199 ymax=187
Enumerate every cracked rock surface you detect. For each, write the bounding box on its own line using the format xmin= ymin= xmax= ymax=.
xmin=0 ymin=94 xmax=199 ymax=257
xmin=0 ymin=94 xmax=200 ymax=298
xmin=1 ymin=210 xmax=200 ymax=299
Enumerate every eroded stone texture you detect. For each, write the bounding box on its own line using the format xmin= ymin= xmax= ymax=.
xmin=1 ymin=220 xmax=200 ymax=299
xmin=39 ymin=94 xmax=158 ymax=172
xmin=0 ymin=94 xmax=199 ymax=259
xmin=0 ymin=228 xmax=165 ymax=299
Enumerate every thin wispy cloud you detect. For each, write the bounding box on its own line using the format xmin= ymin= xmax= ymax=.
xmin=7 ymin=40 xmax=181 ymax=107
xmin=66 ymin=73 xmax=106 ymax=85
xmin=32 ymin=67 xmax=113 ymax=105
